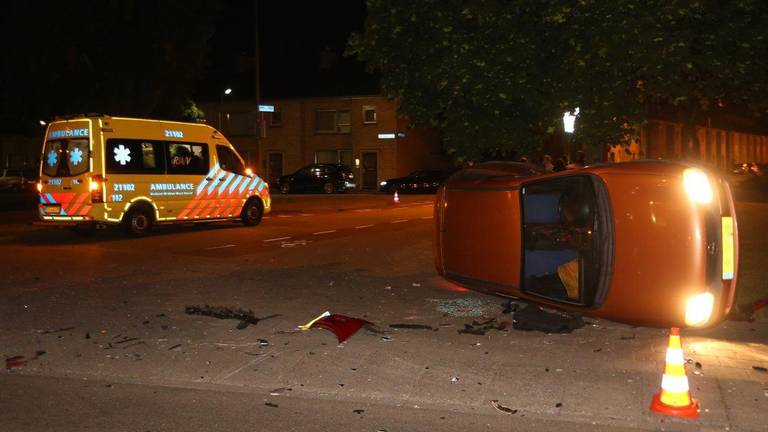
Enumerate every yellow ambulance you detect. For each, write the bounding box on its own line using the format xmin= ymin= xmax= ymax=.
xmin=37 ymin=114 xmax=270 ymax=236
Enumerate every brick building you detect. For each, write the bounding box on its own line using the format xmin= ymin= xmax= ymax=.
xmin=205 ymin=95 xmax=447 ymax=190
xmin=607 ymin=119 xmax=768 ymax=169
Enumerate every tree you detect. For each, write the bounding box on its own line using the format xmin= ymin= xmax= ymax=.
xmin=349 ymin=0 xmax=768 ymax=161
xmin=0 ymin=1 xmax=220 ymax=132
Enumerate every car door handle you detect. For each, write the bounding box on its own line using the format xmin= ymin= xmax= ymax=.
xmin=63 ymin=186 xmax=72 ymax=190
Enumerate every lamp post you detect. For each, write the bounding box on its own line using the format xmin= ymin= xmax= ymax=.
xmin=563 ymin=107 xmax=579 ymax=162
xmin=218 ymin=87 xmax=232 ymax=130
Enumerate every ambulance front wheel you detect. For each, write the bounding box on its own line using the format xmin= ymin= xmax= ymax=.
xmin=241 ymin=198 xmax=264 ymax=226
xmin=123 ymin=204 xmax=154 ymax=237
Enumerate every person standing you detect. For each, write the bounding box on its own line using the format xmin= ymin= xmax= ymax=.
xmin=542 ymin=154 xmax=554 ymax=172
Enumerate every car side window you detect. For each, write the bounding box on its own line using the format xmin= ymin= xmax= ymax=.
xmin=216 ymin=145 xmax=246 ymax=175
xmin=106 ymin=139 xmax=165 ymax=174
xmin=167 ymin=143 xmax=209 ymax=175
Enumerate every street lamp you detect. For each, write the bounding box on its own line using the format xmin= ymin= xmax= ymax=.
xmin=563 ymin=107 xmax=579 ymax=134
xmin=219 ymin=87 xmax=233 ymax=130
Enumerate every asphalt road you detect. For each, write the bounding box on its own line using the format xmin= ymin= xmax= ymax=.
xmin=1 ymin=193 xmax=766 ymax=432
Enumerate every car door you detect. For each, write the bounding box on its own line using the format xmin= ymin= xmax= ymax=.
xmin=165 ymin=141 xmax=213 ymax=220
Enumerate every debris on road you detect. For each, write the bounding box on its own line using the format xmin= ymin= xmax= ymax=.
xmin=38 ymin=326 xmax=75 ymax=335
xmin=265 ymin=402 xmax=279 ymax=408
xmin=501 ymin=300 xmax=523 ymax=315
xmin=752 ymin=366 xmax=768 ymax=373
xmin=429 ymin=298 xmax=493 ymax=317
xmin=450 ymin=376 xmax=460 ymax=383
xmin=269 ymin=387 xmax=292 ymax=396
xmin=5 ymin=350 xmax=46 ymax=369
xmin=457 ymin=318 xmax=509 ymax=336
xmin=389 ymin=323 xmax=433 ymax=330
xmin=298 ymin=311 xmax=331 ymax=331
xmin=168 ymin=344 xmax=182 ymax=351
xmin=185 ymin=305 xmax=278 ymax=330
xmin=310 ymin=314 xmax=372 ymax=344
xmin=352 ymin=409 xmax=365 ymax=415
xmin=512 ymin=305 xmax=584 ymax=334
xmin=490 ymin=400 xmax=518 ymax=415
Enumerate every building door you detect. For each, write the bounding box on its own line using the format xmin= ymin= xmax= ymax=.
xmin=268 ymin=152 xmax=283 ymax=185
xmin=361 ymin=151 xmax=378 ymax=190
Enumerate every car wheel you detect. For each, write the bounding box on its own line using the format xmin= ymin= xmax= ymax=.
xmin=323 ymin=182 xmax=334 ymax=194
xmin=280 ymin=183 xmax=290 ymax=194
xmin=241 ymin=197 xmax=264 ymax=226
xmin=123 ymin=204 xmax=153 ymax=237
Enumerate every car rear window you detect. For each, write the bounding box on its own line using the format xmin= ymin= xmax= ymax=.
xmin=43 ymin=139 xmax=89 ymax=177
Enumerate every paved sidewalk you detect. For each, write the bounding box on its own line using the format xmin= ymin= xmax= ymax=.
xmin=2 ymin=277 xmax=766 ymax=431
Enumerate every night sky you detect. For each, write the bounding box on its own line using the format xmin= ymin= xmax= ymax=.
xmin=196 ymin=0 xmax=380 ymax=102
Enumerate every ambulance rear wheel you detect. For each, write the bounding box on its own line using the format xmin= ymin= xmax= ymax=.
xmin=241 ymin=198 xmax=263 ymax=226
xmin=123 ymin=205 xmax=153 ymax=237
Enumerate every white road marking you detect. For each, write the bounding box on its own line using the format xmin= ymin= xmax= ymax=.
xmin=264 ymin=237 xmax=291 ymax=242
xmin=421 ymin=216 xmax=433 ymax=219
xmin=355 ymin=224 xmax=374 ymax=229
xmin=204 ymin=244 xmax=236 ymax=250
xmin=277 ymin=215 xmax=293 ymax=218
xmin=391 ymin=219 xmax=408 ymax=224
xmin=313 ymin=230 xmax=337 ymax=235
xmin=300 ymin=213 xmax=313 ymax=217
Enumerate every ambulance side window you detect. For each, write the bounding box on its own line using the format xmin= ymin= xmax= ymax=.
xmin=216 ymin=145 xmax=246 ymax=175
xmin=166 ymin=143 xmax=209 ymax=175
xmin=106 ymin=140 xmax=164 ymax=174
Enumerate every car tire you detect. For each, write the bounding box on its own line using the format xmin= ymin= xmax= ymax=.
xmin=241 ymin=197 xmax=264 ymax=226
xmin=123 ymin=204 xmax=153 ymax=237
xmin=280 ymin=183 xmax=290 ymax=194
xmin=323 ymin=182 xmax=334 ymax=194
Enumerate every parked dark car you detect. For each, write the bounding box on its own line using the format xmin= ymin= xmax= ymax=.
xmin=0 ymin=167 xmax=38 ymax=192
xmin=276 ymin=163 xmax=355 ymax=194
xmin=378 ymin=170 xmax=449 ymax=194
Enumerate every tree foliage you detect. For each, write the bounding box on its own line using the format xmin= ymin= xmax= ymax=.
xmin=349 ymin=0 xmax=768 ymax=161
xmin=0 ymin=1 xmax=219 ymax=132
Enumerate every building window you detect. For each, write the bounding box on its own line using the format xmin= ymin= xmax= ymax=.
xmin=314 ymin=149 xmax=353 ymax=168
xmin=315 ymin=109 xmax=351 ymax=133
xmin=362 ymin=106 xmax=377 ymax=124
xmin=270 ymin=111 xmax=282 ymax=127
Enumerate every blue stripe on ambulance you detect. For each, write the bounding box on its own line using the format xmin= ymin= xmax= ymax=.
xmin=218 ymin=173 xmax=236 ymax=194
xmin=238 ymin=176 xmax=253 ymax=194
xmin=196 ymin=163 xmax=220 ymax=195
xmin=228 ymin=175 xmax=244 ymax=194
xmin=207 ymin=170 xmax=226 ymax=195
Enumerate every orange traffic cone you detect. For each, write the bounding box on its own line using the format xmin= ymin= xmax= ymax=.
xmin=393 ymin=190 xmax=400 ymax=204
xmin=650 ymin=327 xmax=700 ymax=418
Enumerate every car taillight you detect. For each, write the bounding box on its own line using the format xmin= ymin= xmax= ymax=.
xmin=90 ymin=175 xmax=104 ymax=203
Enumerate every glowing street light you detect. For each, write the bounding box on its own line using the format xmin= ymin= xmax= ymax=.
xmin=38 ymin=120 xmax=47 ymax=126
xmin=219 ymin=87 xmax=233 ymax=129
xmin=563 ymin=107 xmax=580 ymax=133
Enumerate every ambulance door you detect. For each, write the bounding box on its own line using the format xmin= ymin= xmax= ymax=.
xmin=104 ymin=139 xmax=165 ymax=220
xmin=165 ymin=141 xmax=214 ymax=220
xmin=215 ymin=144 xmax=254 ymax=218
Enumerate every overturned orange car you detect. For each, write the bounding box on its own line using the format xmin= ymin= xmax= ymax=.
xmin=434 ymin=161 xmax=738 ymax=328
